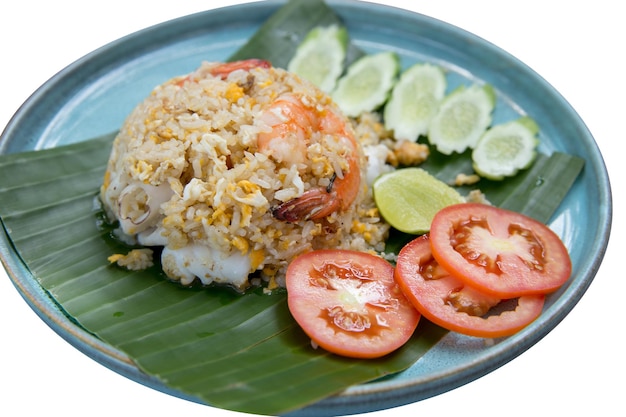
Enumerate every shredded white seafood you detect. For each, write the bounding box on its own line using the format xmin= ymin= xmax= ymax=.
xmin=161 ymin=244 xmax=251 ymax=288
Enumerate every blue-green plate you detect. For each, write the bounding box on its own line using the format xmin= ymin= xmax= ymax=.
xmin=0 ymin=1 xmax=611 ymax=415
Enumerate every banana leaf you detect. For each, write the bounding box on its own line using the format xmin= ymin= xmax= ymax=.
xmin=0 ymin=133 xmax=448 ymax=415
xmin=0 ymin=0 xmax=585 ymax=415
xmin=0 ymin=135 xmax=584 ymax=415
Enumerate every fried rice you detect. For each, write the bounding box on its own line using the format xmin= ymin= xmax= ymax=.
xmin=100 ymin=60 xmax=396 ymax=291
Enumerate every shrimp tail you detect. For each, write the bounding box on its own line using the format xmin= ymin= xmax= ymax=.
xmin=271 ymin=188 xmax=340 ymax=222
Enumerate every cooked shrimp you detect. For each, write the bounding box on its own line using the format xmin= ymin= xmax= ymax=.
xmin=173 ymin=59 xmax=271 ymax=86
xmin=208 ymin=59 xmax=271 ymax=79
xmin=257 ymin=93 xmax=362 ymax=222
xmin=256 ymin=94 xmax=315 ymax=166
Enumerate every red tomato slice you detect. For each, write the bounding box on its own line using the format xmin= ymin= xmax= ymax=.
xmin=430 ymin=203 xmax=572 ymax=298
xmin=395 ymin=235 xmax=545 ymax=338
xmin=286 ymin=249 xmax=420 ymax=359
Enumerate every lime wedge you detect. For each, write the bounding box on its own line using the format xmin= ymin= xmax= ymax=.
xmin=428 ymin=84 xmax=496 ymax=155
xmin=332 ymin=51 xmax=400 ymax=117
xmin=372 ymin=167 xmax=465 ymax=234
xmin=384 ymin=63 xmax=447 ymax=141
xmin=472 ymin=116 xmax=540 ymax=180
xmin=287 ymin=25 xmax=348 ymax=93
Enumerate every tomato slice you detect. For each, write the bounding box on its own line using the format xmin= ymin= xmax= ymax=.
xmin=395 ymin=235 xmax=545 ymax=338
xmin=430 ymin=203 xmax=572 ymax=298
xmin=286 ymin=249 xmax=420 ymax=359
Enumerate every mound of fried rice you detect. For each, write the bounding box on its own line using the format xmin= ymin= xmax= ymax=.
xmin=100 ymin=61 xmax=398 ymax=291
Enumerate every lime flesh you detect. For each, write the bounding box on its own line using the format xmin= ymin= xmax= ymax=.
xmin=373 ymin=167 xmax=465 ymax=234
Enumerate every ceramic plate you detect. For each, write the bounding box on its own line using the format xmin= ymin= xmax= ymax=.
xmin=0 ymin=1 xmax=611 ymax=415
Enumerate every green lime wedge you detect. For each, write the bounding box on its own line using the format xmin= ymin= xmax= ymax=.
xmin=372 ymin=167 xmax=465 ymax=234
xmin=287 ymin=25 xmax=348 ymax=93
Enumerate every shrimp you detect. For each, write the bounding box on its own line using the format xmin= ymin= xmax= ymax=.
xmin=173 ymin=59 xmax=271 ymax=86
xmin=257 ymin=93 xmax=362 ymax=222
xmin=256 ymin=94 xmax=315 ymax=166
xmin=208 ymin=59 xmax=271 ymax=79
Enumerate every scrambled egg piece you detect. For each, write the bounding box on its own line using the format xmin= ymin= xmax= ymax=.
xmin=391 ymin=140 xmax=429 ymax=166
xmin=108 ymin=248 xmax=154 ymax=270
xmin=454 ymin=172 xmax=481 ymax=186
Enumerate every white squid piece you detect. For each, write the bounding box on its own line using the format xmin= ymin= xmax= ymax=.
xmin=116 ymin=182 xmax=174 ymax=235
xmin=161 ymin=244 xmax=252 ymax=289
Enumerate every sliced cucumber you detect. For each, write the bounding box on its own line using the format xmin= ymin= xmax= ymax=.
xmin=287 ymin=25 xmax=349 ymax=93
xmin=332 ymin=51 xmax=400 ymax=117
xmin=384 ymin=63 xmax=447 ymax=141
xmin=428 ymin=83 xmax=496 ymax=155
xmin=472 ymin=116 xmax=540 ymax=180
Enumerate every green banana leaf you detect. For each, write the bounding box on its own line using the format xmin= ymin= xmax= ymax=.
xmin=0 ymin=136 xmax=584 ymax=415
xmin=0 ymin=0 xmax=585 ymax=415
xmin=0 ymin=133 xmax=448 ymax=415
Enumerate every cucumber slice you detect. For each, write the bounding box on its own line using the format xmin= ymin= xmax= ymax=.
xmin=332 ymin=51 xmax=400 ymax=117
xmin=287 ymin=25 xmax=348 ymax=93
xmin=472 ymin=116 xmax=540 ymax=180
xmin=384 ymin=63 xmax=447 ymax=141
xmin=372 ymin=167 xmax=465 ymax=234
xmin=428 ymin=84 xmax=496 ymax=155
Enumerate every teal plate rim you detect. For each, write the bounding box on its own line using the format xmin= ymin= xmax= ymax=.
xmin=0 ymin=1 xmax=613 ymax=416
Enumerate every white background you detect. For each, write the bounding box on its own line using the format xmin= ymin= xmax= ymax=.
xmin=1 ymin=1 xmax=621 ymax=416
